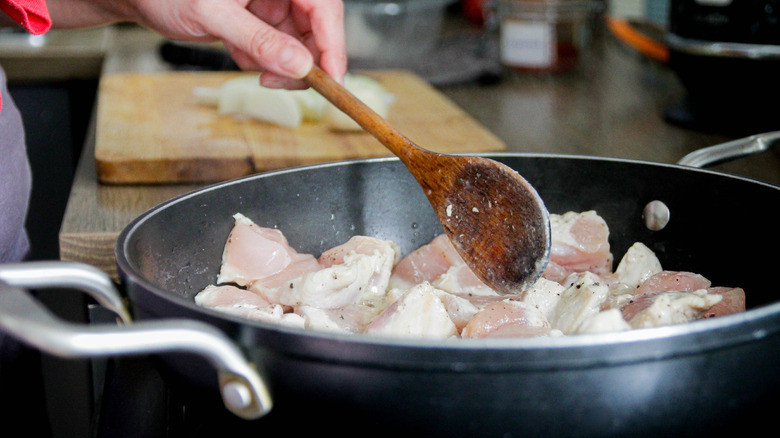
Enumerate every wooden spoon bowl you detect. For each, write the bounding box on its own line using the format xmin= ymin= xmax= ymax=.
xmin=304 ymin=66 xmax=550 ymax=294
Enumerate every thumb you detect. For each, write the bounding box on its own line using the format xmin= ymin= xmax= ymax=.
xmin=273 ymin=41 xmax=314 ymax=79
xmin=200 ymin=6 xmax=313 ymax=79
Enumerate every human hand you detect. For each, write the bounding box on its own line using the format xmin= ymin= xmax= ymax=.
xmin=140 ymin=0 xmax=346 ymax=88
xmin=50 ymin=0 xmax=346 ymax=89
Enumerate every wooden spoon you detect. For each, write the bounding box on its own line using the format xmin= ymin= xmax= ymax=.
xmin=304 ymin=66 xmax=551 ymax=294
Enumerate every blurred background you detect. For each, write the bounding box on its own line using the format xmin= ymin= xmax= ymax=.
xmin=1 ymin=1 xmax=778 ymax=436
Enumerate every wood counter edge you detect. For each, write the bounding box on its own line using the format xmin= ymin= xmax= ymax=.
xmin=59 ymin=231 xmax=120 ymax=282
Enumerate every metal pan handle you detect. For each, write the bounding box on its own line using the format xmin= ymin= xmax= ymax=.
xmin=677 ymin=131 xmax=780 ymax=168
xmin=0 ymin=261 xmax=272 ymax=420
xmin=0 ymin=261 xmax=132 ymax=323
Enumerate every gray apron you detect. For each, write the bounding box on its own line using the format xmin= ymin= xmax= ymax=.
xmin=0 ymin=65 xmax=32 ymax=263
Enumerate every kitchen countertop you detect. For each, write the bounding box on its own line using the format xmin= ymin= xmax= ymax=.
xmin=58 ymin=23 xmax=780 ymax=279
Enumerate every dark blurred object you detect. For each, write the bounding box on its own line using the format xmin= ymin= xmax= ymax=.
xmin=159 ymin=38 xmax=502 ymax=87
xmin=664 ymin=0 xmax=780 ymax=135
xmin=158 ymin=41 xmax=239 ymax=71
xmin=0 ymin=332 xmax=53 ymax=438
xmin=461 ymin=0 xmax=486 ymax=26
xmin=8 ymin=78 xmax=97 ymax=438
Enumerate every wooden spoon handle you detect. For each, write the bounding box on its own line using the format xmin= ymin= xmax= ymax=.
xmin=303 ymin=65 xmax=423 ymax=164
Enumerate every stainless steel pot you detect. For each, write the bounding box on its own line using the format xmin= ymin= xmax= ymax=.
xmin=1 ymin=132 xmax=778 ymax=436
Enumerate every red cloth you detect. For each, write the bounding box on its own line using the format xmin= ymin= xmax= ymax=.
xmin=0 ymin=0 xmax=51 ymax=35
xmin=0 ymin=0 xmax=51 ymax=112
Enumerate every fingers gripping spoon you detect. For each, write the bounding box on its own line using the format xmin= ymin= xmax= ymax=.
xmin=304 ymin=66 xmax=551 ymax=294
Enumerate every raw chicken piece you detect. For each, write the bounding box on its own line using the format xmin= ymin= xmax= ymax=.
xmin=549 ymin=272 xmax=611 ymax=334
xmin=618 ymin=271 xmax=716 ymax=324
xmin=390 ymin=233 xmax=498 ymax=297
xmin=295 ymin=304 xmax=380 ymax=333
xmin=318 ymin=235 xmax=400 ymax=302
xmin=618 ymin=291 xmax=657 ymax=322
xmin=427 ymin=292 xmax=518 ymax=313
xmin=600 ymin=281 xmax=639 ymax=313
xmin=634 ymin=270 xmax=711 ymax=296
xmin=627 ymin=290 xmax=722 ymax=329
xmin=223 ymin=304 xmax=306 ymax=327
xmin=195 ymin=284 xmax=271 ymax=308
xmin=365 ymin=283 xmax=459 ymax=339
xmin=319 ymin=235 xmax=399 ymax=267
xmin=461 ymin=300 xmax=558 ymax=338
xmin=247 ymin=254 xmax=323 ymax=305
xmin=599 ymin=242 xmax=664 ymax=311
xmin=702 ymin=287 xmax=746 ymax=318
xmin=432 ymin=264 xmax=499 ymax=297
xmin=614 ymin=242 xmax=663 ymax=289
xmin=217 ymin=213 xmax=322 ymax=296
xmin=519 ymin=277 xmax=566 ymax=320
xmin=621 ymin=285 xmax=744 ymax=326
xmin=543 ymin=211 xmax=613 ymax=284
xmin=432 ymin=288 xmax=480 ymax=331
xmin=389 ymin=234 xmax=460 ymax=290
xmin=574 ymin=308 xmax=631 ymax=334
xmin=389 ymin=234 xmax=495 ymax=295
xmin=277 ymin=236 xmax=399 ymax=309
xmin=364 ymin=285 xmax=478 ymax=332
xmin=195 ymin=284 xmax=305 ymax=327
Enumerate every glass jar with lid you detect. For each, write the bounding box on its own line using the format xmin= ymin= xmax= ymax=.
xmin=490 ymin=0 xmax=600 ymax=72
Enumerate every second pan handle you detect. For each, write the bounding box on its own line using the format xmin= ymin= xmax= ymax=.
xmin=677 ymin=131 xmax=780 ymax=168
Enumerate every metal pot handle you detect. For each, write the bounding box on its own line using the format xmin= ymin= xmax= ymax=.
xmin=0 ymin=261 xmax=272 ymax=420
xmin=677 ymin=131 xmax=780 ymax=168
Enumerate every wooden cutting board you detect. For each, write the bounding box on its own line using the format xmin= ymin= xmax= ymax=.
xmin=95 ymin=70 xmax=506 ymax=184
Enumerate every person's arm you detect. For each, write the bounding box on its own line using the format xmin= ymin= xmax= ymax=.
xmin=44 ymin=0 xmax=346 ymax=89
